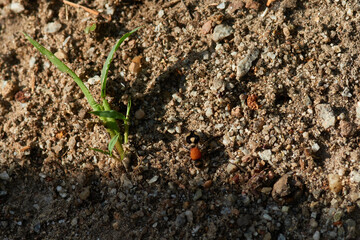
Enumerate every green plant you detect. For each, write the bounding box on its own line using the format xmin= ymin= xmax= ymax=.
xmin=84 ymin=23 xmax=97 ymax=34
xmin=23 ymin=27 xmax=141 ymax=160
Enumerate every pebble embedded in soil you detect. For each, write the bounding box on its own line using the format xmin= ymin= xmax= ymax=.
xmin=271 ymin=174 xmax=304 ymax=204
xmin=226 ymin=163 xmax=238 ymax=173
xmin=356 ymin=102 xmax=360 ymax=123
xmin=0 ymin=171 xmax=10 ymax=181
xmin=79 ymin=187 xmax=90 ymax=200
xmin=349 ymin=170 xmax=360 ymax=183
xmin=328 ymin=174 xmax=342 ymax=194
xmin=201 ymin=20 xmax=212 ymax=35
xmin=10 ymin=2 xmax=25 ymax=13
xmin=313 ymin=231 xmax=320 ymax=240
xmin=1 ymin=80 xmax=18 ymax=99
xmin=135 ymin=109 xmax=145 ymax=119
xmin=315 ymin=104 xmax=335 ymax=129
xmin=258 ymin=149 xmax=272 ymax=161
xmin=212 ymin=24 xmax=234 ymax=42
xmin=236 ymin=48 xmax=259 ymax=80
xmin=175 ymin=213 xmax=186 ymax=228
xmin=45 ymin=22 xmax=62 ymax=33
xmin=193 ymin=189 xmax=202 ymax=201
xmin=339 ymin=120 xmax=354 ymax=137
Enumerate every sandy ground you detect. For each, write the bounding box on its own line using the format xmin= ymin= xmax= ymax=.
xmin=1 ymin=0 xmax=360 ymax=239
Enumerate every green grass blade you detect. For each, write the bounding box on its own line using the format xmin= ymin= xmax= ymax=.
xmin=100 ymin=26 xmax=142 ymax=98
xmin=90 ymin=110 xmax=126 ymax=120
xmin=23 ymin=32 xmax=101 ymax=111
xmin=126 ymin=98 xmax=131 ymax=118
xmin=89 ymin=147 xmax=111 ymax=155
xmin=108 ymin=133 xmax=120 ymax=156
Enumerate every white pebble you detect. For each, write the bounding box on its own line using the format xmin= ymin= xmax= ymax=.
xmin=258 ymin=149 xmax=272 ymax=161
xmin=313 ymin=231 xmax=320 ymax=240
xmin=217 ymin=2 xmax=226 ymax=9
xmin=45 ymin=22 xmax=62 ymax=33
xmin=87 ymin=75 xmax=100 ymax=85
xmin=147 ymin=175 xmax=159 ymax=184
xmin=311 ymin=142 xmax=320 ymax=152
xmin=158 ymin=9 xmax=165 ymax=18
xmin=262 ymin=213 xmax=272 ymax=221
xmin=10 ymin=3 xmax=25 ymax=13
xmin=316 ymin=104 xmax=335 ymax=129
xmin=350 ymin=170 xmax=360 ymax=183
xmin=205 ymin=107 xmax=213 ymax=118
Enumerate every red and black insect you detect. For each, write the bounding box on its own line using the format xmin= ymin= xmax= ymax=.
xmin=186 ymin=131 xmax=203 ymax=168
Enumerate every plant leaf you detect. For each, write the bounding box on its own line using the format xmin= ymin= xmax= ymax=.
xmin=108 ymin=133 xmax=120 ymax=156
xmin=89 ymin=147 xmax=111 ymax=155
xmin=85 ymin=23 xmax=97 ymax=34
xmin=100 ymin=26 xmax=142 ymax=98
xmin=90 ymin=110 xmax=126 ymax=120
xmin=23 ymin=32 xmax=101 ymax=111
xmin=126 ymin=98 xmax=131 ymax=119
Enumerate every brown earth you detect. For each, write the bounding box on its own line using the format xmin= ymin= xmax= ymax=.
xmin=1 ymin=0 xmax=360 ymax=239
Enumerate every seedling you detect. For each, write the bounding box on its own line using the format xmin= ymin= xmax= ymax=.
xmin=84 ymin=23 xmax=97 ymax=34
xmin=23 ymin=27 xmax=141 ymax=160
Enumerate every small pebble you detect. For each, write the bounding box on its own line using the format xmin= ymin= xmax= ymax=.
xmin=193 ymin=189 xmax=202 ymax=201
xmin=33 ymin=223 xmax=41 ymax=233
xmin=135 ymin=109 xmax=145 ymax=119
xmin=0 ymin=171 xmax=10 ymax=181
xmin=1 ymin=80 xmax=18 ymax=99
xmin=316 ymin=104 xmax=335 ymax=129
xmin=313 ymin=231 xmax=320 ymax=240
xmin=236 ymin=48 xmax=259 ymax=80
xmin=112 ymin=220 xmax=121 ymax=230
xmin=129 ymin=56 xmax=142 ymax=74
xmin=158 ymin=9 xmax=165 ymax=18
xmin=121 ymin=174 xmax=133 ymax=188
xmin=339 ymin=120 xmax=354 ymax=137
xmin=231 ymin=106 xmax=242 ymax=117
xmin=311 ymin=142 xmax=320 ymax=152
xmin=356 ymin=102 xmax=360 ymax=123
xmin=185 ymin=210 xmax=193 ymax=223
xmin=328 ymin=174 xmax=342 ymax=193
xmin=226 ymin=163 xmax=238 ymax=174
xmin=175 ymin=213 xmax=186 ymax=228
xmin=45 ymin=22 xmax=62 ymax=33
xmin=71 ymin=217 xmax=78 ymax=226
xmin=217 ymin=2 xmax=226 ymax=9
xmin=79 ymin=187 xmax=90 ymax=200
xmin=203 ymin=180 xmax=212 ymax=189
xmin=87 ymin=75 xmax=101 ymax=85
xmin=10 ymin=3 xmax=25 ymax=13
xmin=205 ymin=107 xmax=213 ymax=118
xmin=262 ymin=213 xmax=272 ymax=221
xmin=309 ymin=218 xmax=318 ymax=228
xmin=147 ymin=175 xmax=159 ymax=184
xmin=258 ymin=149 xmax=272 ymax=161
xmin=212 ymin=24 xmax=234 ymax=42
xmin=350 ymin=170 xmax=360 ymax=183
xmin=201 ymin=20 xmax=212 ymax=35
xmin=54 ymin=49 xmax=68 ymax=60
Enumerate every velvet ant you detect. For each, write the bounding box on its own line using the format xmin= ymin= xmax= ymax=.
xmin=186 ymin=131 xmax=203 ymax=168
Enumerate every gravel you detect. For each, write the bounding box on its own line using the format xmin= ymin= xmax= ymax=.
xmin=212 ymin=24 xmax=234 ymax=42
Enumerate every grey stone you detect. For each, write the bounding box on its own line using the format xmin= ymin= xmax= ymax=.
xmin=236 ymin=48 xmax=259 ymax=80
xmin=212 ymin=24 xmax=234 ymax=42
xmin=316 ymin=104 xmax=335 ymax=129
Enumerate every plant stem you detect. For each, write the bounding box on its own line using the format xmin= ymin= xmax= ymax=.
xmin=124 ymin=119 xmax=129 ymax=144
xmin=107 ymin=129 xmax=125 ymax=159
